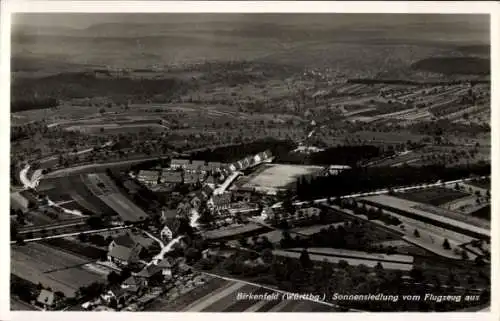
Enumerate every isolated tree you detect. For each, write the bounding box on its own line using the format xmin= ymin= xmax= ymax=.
xmin=238 ymin=238 xmax=249 ymax=248
xmin=54 ymin=291 xmax=65 ymax=299
xmin=16 ymin=237 xmax=25 ymax=246
xmin=299 ymin=248 xmax=312 ymax=269
xmin=107 ymin=271 xmax=121 ymax=285
xmin=413 ymin=229 xmax=420 ymax=238
xmin=338 ymin=260 xmax=349 ymax=270
xmin=261 ymin=248 xmax=274 ymax=264
xmin=442 ymin=238 xmax=451 ymax=250
xmin=78 ymin=233 xmax=88 ymax=242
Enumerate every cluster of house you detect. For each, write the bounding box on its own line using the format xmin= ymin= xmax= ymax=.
xmin=264 ymin=206 xmax=321 ymax=221
xmin=136 ymin=160 xmax=225 ymax=188
xmin=100 ymin=258 xmax=175 ymax=309
xmin=136 ymin=150 xmax=273 ymax=188
xmin=221 ymin=150 xmax=273 ymax=177
xmin=95 ymin=231 xmax=192 ymax=310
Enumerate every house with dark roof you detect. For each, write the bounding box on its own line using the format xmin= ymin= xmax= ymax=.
xmin=134 ymin=259 xmax=172 ymax=285
xmin=106 ymin=287 xmax=132 ymax=307
xmin=36 ymin=289 xmax=59 ymax=310
xmin=121 ymin=276 xmax=146 ymax=295
xmin=107 ymin=234 xmax=143 ymax=266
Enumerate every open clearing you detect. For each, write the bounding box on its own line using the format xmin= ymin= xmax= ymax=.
xmin=396 ymin=187 xmax=471 ymax=207
xmin=285 ymin=247 xmax=414 ymax=264
xmin=239 ymin=164 xmax=324 ymax=193
xmin=66 ymin=123 xmax=168 ymax=135
xmin=202 ymin=223 xmax=266 ymax=240
xmin=11 ymin=243 xmax=105 ymax=297
xmin=273 ymin=249 xmax=414 ymax=271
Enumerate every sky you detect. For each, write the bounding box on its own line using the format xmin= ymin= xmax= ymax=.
xmin=12 ymin=13 xmax=489 ymax=31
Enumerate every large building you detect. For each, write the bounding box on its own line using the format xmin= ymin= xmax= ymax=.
xmin=107 ymin=234 xmax=143 ymax=266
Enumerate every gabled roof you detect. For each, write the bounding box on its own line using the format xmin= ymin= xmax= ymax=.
xmin=161 ymin=171 xmax=183 ymax=183
xmin=138 ymin=170 xmax=159 ymax=178
xmin=37 ymin=289 xmax=55 ymax=306
xmin=123 ymin=276 xmax=141 ymax=287
xmin=108 ymin=244 xmax=135 ymax=262
xmin=136 ymin=259 xmax=171 ymax=278
xmin=114 ymin=234 xmax=137 ymax=248
xmin=171 ymin=159 xmax=190 ymax=165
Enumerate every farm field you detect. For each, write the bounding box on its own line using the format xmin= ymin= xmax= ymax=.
xmin=82 ymin=173 xmax=149 ymax=222
xmin=285 ymin=247 xmax=414 ymax=264
xmin=291 ymin=223 xmax=346 ymax=236
xmin=239 ymin=164 xmax=324 ymax=193
xmin=272 ymin=250 xmax=413 ymax=271
xmin=396 ymin=187 xmax=470 ymax=206
xmin=64 ymin=121 xmax=168 ymax=135
xmin=11 ymin=243 xmax=106 ymax=297
xmin=202 ymin=223 xmax=267 ymax=240
xmin=24 ymin=208 xmax=80 ymax=226
xmin=10 ymin=297 xmax=38 ymax=311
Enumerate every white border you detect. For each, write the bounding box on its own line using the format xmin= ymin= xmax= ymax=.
xmin=1 ymin=2 xmax=498 ymax=321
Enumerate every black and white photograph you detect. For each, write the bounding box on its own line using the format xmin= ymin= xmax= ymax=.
xmin=4 ymin=1 xmax=494 ymax=314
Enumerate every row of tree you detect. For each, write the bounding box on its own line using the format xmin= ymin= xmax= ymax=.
xmin=295 ymin=163 xmax=490 ymax=200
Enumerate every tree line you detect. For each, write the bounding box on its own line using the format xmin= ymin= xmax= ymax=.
xmin=295 ymin=163 xmax=490 ymax=200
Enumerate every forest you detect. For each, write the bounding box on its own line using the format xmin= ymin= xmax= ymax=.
xmin=295 ymin=163 xmax=490 ymax=200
